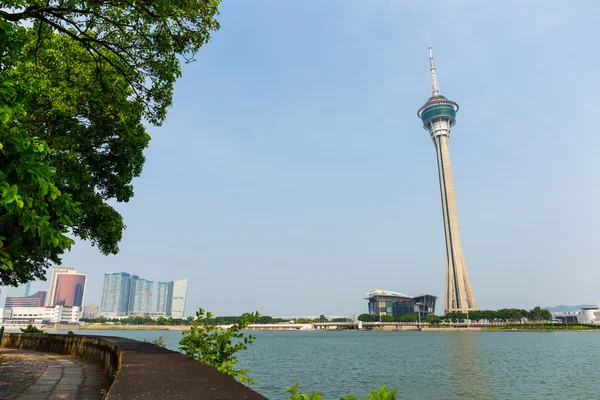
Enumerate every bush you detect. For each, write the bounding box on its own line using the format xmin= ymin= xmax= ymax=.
xmin=179 ymin=308 xmax=259 ymax=385
xmin=287 ymin=382 xmax=398 ymax=400
xmin=67 ymin=330 xmax=74 ymax=335
xmin=20 ymin=324 xmax=44 ymax=333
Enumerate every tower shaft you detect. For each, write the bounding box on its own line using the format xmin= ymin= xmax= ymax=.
xmin=431 ymin=126 xmax=477 ymax=313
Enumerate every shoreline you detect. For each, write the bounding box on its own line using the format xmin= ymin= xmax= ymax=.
xmin=37 ymin=323 xmax=600 ymax=332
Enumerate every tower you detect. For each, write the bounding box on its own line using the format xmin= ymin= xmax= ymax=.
xmin=46 ymin=266 xmax=75 ymax=307
xmin=417 ymin=39 xmax=477 ymax=314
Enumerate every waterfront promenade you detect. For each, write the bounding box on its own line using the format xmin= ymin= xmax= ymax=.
xmin=0 ymin=348 xmax=110 ymax=399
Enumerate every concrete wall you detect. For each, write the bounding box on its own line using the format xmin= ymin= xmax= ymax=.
xmin=1 ymin=333 xmax=266 ymax=400
xmin=2 ymin=333 xmax=120 ymax=379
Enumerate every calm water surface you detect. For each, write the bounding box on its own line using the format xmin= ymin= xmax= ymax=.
xmin=63 ymin=330 xmax=599 ymax=399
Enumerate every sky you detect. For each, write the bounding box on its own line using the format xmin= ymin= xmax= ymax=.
xmin=2 ymin=0 xmax=600 ymax=317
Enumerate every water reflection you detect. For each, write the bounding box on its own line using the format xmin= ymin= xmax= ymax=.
xmin=445 ymin=333 xmax=491 ymax=400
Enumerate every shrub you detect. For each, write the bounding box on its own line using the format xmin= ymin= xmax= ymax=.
xmin=287 ymin=382 xmax=398 ymax=400
xmin=20 ymin=324 xmax=44 ymax=333
xmin=179 ymin=308 xmax=259 ymax=385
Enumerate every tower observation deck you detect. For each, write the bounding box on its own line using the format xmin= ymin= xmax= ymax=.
xmin=417 ymin=39 xmax=477 ymax=314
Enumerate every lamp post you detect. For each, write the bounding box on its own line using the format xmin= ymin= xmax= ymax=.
xmin=415 ymin=302 xmax=423 ymax=330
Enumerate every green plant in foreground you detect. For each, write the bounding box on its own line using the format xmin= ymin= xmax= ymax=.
xmin=287 ymin=382 xmax=398 ymax=400
xmin=151 ymin=336 xmax=167 ymax=348
xmin=179 ymin=308 xmax=259 ymax=385
xmin=67 ymin=330 xmax=74 ymax=335
xmin=20 ymin=324 xmax=44 ymax=333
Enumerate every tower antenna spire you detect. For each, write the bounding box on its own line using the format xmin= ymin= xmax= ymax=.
xmin=428 ymin=36 xmax=440 ymax=97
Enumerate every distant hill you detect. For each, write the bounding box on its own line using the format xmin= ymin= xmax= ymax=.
xmin=545 ymin=305 xmax=595 ymax=313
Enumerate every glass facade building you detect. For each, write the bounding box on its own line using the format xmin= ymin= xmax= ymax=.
xmin=156 ymin=281 xmax=174 ymax=316
xmin=5 ymin=291 xmax=47 ymax=308
xmin=46 ymin=267 xmax=75 ymax=306
xmin=100 ymin=272 xmax=132 ymax=316
xmin=366 ymin=289 xmax=437 ymax=319
xmin=53 ymin=273 xmax=87 ymax=307
xmin=128 ymin=276 xmax=154 ymax=314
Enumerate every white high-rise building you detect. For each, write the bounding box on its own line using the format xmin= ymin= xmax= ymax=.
xmin=46 ymin=267 xmax=75 ymax=307
xmin=171 ymin=278 xmax=188 ymax=318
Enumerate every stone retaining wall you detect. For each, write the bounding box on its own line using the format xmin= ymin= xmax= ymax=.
xmin=1 ymin=333 xmax=266 ymax=399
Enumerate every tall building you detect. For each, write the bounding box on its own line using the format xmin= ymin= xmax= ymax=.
xmin=156 ymin=281 xmax=174 ymax=315
xmin=46 ymin=266 xmax=75 ymax=306
xmin=171 ymin=278 xmax=189 ymax=318
xmin=100 ymin=272 xmax=132 ymax=316
xmin=53 ymin=273 xmax=87 ymax=307
xmin=5 ymin=291 xmax=47 ymax=308
xmin=5 ymin=282 xmax=31 ymax=298
xmin=128 ymin=276 xmax=154 ymax=314
xmin=417 ymin=39 xmax=477 ymax=313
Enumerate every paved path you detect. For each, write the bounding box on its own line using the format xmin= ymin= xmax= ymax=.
xmin=0 ymin=348 xmax=111 ymax=400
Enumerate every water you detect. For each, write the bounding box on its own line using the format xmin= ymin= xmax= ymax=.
xmin=56 ymin=330 xmax=600 ymax=399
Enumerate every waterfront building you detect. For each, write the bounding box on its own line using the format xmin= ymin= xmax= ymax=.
xmin=553 ymin=305 xmax=600 ymax=323
xmin=171 ymin=278 xmax=189 ymax=318
xmin=128 ymin=276 xmax=154 ymax=314
xmin=156 ymin=281 xmax=174 ymax=316
xmin=366 ymin=289 xmax=437 ymax=320
xmin=4 ymin=291 xmax=47 ymax=308
xmin=46 ymin=266 xmax=76 ymax=306
xmin=0 ymin=306 xmax=80 ymax=327
xmin=53 ymin=272 xmax=87 ymax=307
xmin=82 ymin=305 xmax=100 ymax=319
xmin=417 ymin=39 xmax=477 ymax=314
xmin=4 ymin=282 xmax=31 ymax=298
xmin=100 ymin=272 xmax=132 ymax=316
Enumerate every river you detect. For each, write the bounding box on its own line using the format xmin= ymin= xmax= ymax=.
xmin=48 ymin=329 xmax=599 ymax=399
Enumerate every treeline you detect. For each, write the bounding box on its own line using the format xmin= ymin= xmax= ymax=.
xmin=357 ymin=306 xmax=553 ymax=323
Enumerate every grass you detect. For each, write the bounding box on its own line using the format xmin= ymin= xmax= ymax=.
xmin=487 ymin=323 xmax=598 ymax=331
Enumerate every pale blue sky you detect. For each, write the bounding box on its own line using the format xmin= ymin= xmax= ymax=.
xmin=3 ymin=0 xmax=600 ymax=316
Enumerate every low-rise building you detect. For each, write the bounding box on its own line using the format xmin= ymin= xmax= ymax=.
xmin=4 ymin=291 xmax=47 ymax=308
xmin=366 ymin=289 xmax=437 ymax=319
xmin=82 ymin=305 xmax=100 ymax=319
xmin=0 ymin=306 xmax=81 ymax=327
xmin=553 ymin=305 xmax=600 ymax=323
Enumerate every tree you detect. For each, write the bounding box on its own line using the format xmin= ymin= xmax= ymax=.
xmin=540 ymin=309 xmax=552 ymax=321
xmin=179 ymin=308 xmax=259 ymax=385
xmin=358 ymin=313 xmax=375 ymax=322
xmin=400 ymin=315 xmax=417 ymax=323
xmin=155 ymin=316 xmax=167 ymax=326
xmin=20 ymin=324 xmax=44 ymax=333
xmin=380 ymin=314 xmax=394 ymax=322
xmin=424 ymin=315 xmax=441 ymax=325
xmin=0 ymin=1 xmax=221 ymax=285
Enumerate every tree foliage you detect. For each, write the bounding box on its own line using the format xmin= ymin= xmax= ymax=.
xmin=179 ymin=308 xmax=259 ymax=385
xmin=442 ymin=306 xmax=553 ymax=322
xmin=20 ymin=324 xmax=45 ymax=333
xmin=0 ymin=0 xmax=221 ymax=285
xmin=357 ymin=313 xmax=375 ymax=322
xmin=287 ymin=382 xmax=398 ymax=400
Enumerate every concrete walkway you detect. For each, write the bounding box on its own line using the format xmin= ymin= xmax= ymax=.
xmin=0 ymin=348 xmax=111 ymax=400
